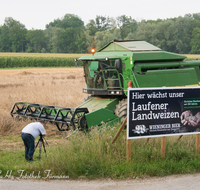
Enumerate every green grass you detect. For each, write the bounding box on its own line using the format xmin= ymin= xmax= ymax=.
xmin=1 ymin=125 xmax=200 ymax=179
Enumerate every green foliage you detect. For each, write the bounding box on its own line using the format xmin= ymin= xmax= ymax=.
xmin=152 ymin=20 xmax=176 ymax=52
xmin=85 ymin=19 xmax=98 ymax=36
xmin=45 ymin=14 xmax=84 ymax=29
xmin=1 ymin=13 xmax=200 ymax=54
xmin=173 ymin=16 xmax=192 ymax=53
xmin=95 ymin=29 xmax=121 ymax=50
xmin=135 ymin=22 xmax=156 ymax=44
xmin=117 ymin=15 xmax=137 ymax=39
xmin=134 ymin=16 xmax=194 ymax=54
xmin=0 ymin=17 xmax=27 ymax=52
xmin=95 ymin=16 xmax=110 ymax=31
xmin=190 ymin=27 xmax=200 ymax=54
xmin=84 ymin=30 xmax=94 ymax=52
xmin=26 ymin=30 xmax=47 ymax=53
xmin=0 ymin=24 xmax=10 ymax=51
xmin=0 ymin=56 xmax=80 ymax=68
xmin=124 ymin=32 xmax=135 ymax=41
xmin=49 ymin=26 xmax=86 ymax=53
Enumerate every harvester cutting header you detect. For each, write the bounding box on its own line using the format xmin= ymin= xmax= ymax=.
xmin=11 ymin=40 xmax=200 ymax=131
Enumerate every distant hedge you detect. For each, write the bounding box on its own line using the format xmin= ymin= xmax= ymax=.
xmin=0 ymin=57 xmax=82 ymax=68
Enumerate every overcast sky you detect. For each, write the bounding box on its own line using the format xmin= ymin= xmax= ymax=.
xmin=1 ymin=0 xmax=200 ymax=30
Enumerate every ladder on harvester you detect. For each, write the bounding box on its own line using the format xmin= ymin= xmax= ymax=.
xmin=10 ymin=102 xmax=89 ymax=131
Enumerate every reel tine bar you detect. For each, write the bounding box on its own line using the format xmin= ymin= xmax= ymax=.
xmin=10 ymin=102 xmax=89 ymax=131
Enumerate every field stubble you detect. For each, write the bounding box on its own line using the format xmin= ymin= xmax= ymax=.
xmin=0 ymin=68 xmax=88 ymax=139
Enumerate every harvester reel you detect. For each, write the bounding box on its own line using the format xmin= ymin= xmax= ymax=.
xmin=10 ymin=102 xmax=89 ymax=132
xmin=14 ymin=114 xmax=22 ymax=121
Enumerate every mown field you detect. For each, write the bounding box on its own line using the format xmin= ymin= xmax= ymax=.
xmin=0 ymin=68 xmax=87 ymax=137
xmin=0 ymin=54 xmax=200 ymax=179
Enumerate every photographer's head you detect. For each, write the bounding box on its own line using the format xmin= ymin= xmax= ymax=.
xmin=39 ymin=119 xmax=45 ymax=126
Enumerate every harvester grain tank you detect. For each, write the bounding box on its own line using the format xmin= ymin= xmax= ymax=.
xmin=10 ymin=40 xmax=200 ymax=131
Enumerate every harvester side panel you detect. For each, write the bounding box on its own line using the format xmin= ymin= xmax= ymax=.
xmin=77 ymin=97 xmax=120 ymax=128
xmin=85 ymin=108 xmax=119 ymax=128
xmin=77 ymin=97 xmax=119 ymax=113
xmin=135 ymin=68 xmax=199 ymax=87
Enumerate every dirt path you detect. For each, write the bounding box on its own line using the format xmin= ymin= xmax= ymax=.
xmin=1 ymin=173 xmax=200 ymax=190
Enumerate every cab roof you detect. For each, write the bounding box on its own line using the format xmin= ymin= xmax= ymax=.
xmin=79 ymin=40 xmax=186 ymax=61
xmin=98 ymin=40 xmax=161 ymax=52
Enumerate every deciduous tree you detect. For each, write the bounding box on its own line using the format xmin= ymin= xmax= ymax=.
xmin=26 ymin=29 xmax=47 ymax=53
xmin=0 ymin=17 xmax=27 ymax=52
xmin=190 ymin=27 xmax=200 ymax=54
xmin=46 ymin=14 xmax=84 ymax=29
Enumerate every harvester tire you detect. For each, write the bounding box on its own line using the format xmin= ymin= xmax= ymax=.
xmin=79 ymin=116 xmax=88 ymax=131
xmin=114 ymin=98 xmax=127 ymax=124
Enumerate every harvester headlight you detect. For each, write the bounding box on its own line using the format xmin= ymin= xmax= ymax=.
xmin=111 ymin=91 xmax=114 ymax=94
xmin=91 ymin=48 xmax=96 ymax=54
xmin=116 ymin=91 xmax=120 ymax=94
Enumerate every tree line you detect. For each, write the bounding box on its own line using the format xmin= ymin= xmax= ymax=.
xmin=0 ymin=13 xmax=200 ymax=54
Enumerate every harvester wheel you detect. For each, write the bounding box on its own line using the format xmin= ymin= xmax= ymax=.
xmin=114 ymin=98 xmax=127 ymax=124
xmin=79 ymin=116 xmax=88 ymax=131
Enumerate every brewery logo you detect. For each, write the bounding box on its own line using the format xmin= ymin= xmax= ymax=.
xmin=134 ymin=125 xmax=148 ymax=134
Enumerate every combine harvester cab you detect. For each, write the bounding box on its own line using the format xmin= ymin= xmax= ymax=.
xmin=11 ymin=40 xmax=200 ymax=131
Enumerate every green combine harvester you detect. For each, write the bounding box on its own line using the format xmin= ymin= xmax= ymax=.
xmin=10 ymin=40 xmax=200 ymax=131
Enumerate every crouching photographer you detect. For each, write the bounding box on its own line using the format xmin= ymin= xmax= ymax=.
xmin=21 ymin=120 xmax=46 ymax=161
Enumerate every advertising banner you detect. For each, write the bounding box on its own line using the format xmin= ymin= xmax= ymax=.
xmin=127 ymin=87 xmax=200 ymax=139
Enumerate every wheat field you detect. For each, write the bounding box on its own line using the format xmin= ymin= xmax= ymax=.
xmin=0 ymin=68 xmax=88 ymax=137
xmin=185 ymin=54 xmax=200 ymax=59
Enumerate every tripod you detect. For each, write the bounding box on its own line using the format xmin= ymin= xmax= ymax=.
xmin=35 ymin=134 xmax=48 ymax=160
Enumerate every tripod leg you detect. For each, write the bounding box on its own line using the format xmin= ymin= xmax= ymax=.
xmin=42 ymin=141 xmax=46 ymax=153
xmin=35 ymin=140 xmax=40 ymax=151
xmin=39 ymin=141 xmax=42 ymax=160
xmin=42 ymin=141 xmax=47 ymax=158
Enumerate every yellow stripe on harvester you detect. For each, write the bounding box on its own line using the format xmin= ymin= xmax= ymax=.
xmin=174 ymin=84 xmax=199 ymax=87
xmin=130 ymin=57 xmax=133 ymax=64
